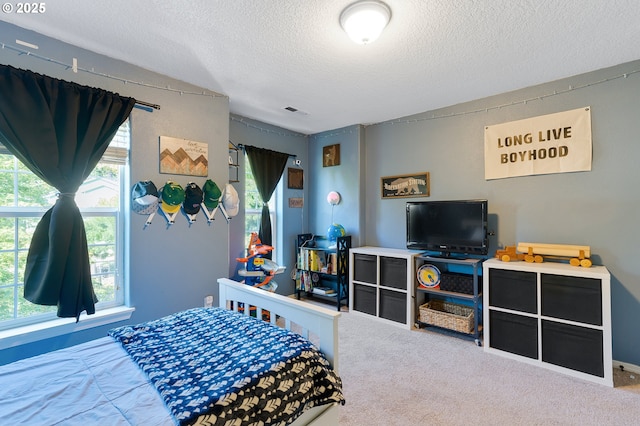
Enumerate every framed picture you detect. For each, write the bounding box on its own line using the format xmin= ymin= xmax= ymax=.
xmin=288 ymin=197 xmax=304 ymax=208
xmin=288 ymin=167 xmax=304 ymax=189
xmin=159 ymin=136 xmax=208 ymax=176
xmin=381 ymin=172 xmax=430 ymax=199
xmin=323 ymin=144 xmax=340 ymax=167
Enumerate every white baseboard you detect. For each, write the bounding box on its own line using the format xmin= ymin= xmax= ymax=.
xmin=613 ymin=359 xmax=640 ymax=375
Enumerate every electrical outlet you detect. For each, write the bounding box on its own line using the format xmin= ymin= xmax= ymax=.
xmin=204 ymin=295 xmax=214 ymax=307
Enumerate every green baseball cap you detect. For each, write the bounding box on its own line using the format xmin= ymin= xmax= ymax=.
xmin=202 ymin=179 xmax=222 ymax=209
xmin=160 ymin=181 xmax=185 ymax=214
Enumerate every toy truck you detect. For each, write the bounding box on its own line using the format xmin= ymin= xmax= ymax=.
xmin=496 ymin=243 xmax=592 ymax=267
xmin=517 ymin=242 xmax=592 ymax=267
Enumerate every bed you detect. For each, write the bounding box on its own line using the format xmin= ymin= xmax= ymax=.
xmin=0 ymin=278 xmax=344 ymax=425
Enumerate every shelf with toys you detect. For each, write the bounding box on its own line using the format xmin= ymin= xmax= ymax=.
xmin=294 ymin=233 xmax=351 ymax=311
xmin=485 ymin=241 xmax=611 ymax=386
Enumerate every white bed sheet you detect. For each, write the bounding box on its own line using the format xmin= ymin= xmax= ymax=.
xmin=0 ymin=337 xmax=174 ymax=425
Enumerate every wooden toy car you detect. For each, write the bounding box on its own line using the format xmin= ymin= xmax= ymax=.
xmin=495 ymin=246 xmax=525 ymax=262
xmin=517 ymin=242 xmax=592 ymax=267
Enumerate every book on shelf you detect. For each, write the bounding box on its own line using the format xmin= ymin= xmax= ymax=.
xmin=299 ymin=248 xmax=326 ymax=272
xmin=296 ymin=270 xmax=313 ymax=292
xmin=312 ymin=286 xmax=336 ymax=295
xmin=328 ymin=253 xmax=337 ymax=274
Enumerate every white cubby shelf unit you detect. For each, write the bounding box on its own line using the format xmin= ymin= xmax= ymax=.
xmin=349 ymin=247 xmax=417 ymax=329
xmin=483 ymin=258 xmax=612 ymax=386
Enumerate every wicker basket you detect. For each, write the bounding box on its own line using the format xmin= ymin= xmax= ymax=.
xmin=418 ymin=300 xmax=474 ymax=334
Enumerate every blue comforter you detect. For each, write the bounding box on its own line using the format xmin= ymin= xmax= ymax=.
xmin=108 ymin=307 xmax=344 ymax=425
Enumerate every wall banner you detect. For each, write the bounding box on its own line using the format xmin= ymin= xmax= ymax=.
xmin=484 ymin=107 xmax=592 ymax=180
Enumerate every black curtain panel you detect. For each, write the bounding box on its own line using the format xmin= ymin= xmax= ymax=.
xmin=0 ymin=65 xmax=135 ymax=320
xmin=244 ymin=145 xmax=289 ymax=250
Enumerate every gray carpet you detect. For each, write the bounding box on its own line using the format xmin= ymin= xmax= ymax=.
xmin=336 ymin=310 xmax=640 ymax=425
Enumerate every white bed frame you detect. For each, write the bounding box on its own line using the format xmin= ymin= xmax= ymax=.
xmin=217 ymin=278 xmax=342 ymax=425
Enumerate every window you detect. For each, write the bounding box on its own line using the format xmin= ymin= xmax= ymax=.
xmin=0 ymin=121 xmax=130 ymax=330
xmin=244 ymin=154 xmax=278 ymax=257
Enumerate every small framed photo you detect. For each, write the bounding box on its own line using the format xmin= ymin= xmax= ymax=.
xmin=289 ymin=197 xmax=304 ymax=208
xmin=323 ymin=144 xmax=340 ymax=167
xmin=381 ymin=172 xmax=430 ymax=199
xmin=288 ymin=167 xmax=304 ymax=189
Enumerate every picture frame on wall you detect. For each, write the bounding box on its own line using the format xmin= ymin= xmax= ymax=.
xmin=381 ymin=172 xmax=430 ymax=199
xmin=323 ymin=144 xmax=340 ymax=167
xmin=289 ymin=197 xmax=304 ymax=208
xmin=288 ymin=167 xmax=304 ymax=189
xmin=159 ymin=136 xmax=208 ymax=176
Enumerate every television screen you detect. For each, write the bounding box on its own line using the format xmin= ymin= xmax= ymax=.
xmin=406 ymin=200 xmax=488 ymax=255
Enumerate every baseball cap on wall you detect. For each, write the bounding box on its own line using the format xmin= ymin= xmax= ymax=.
xmin=202 ymin=179 xmax=222 ymax=210
xmin=222 ymin=183 xmax=240 ymax=217
xmin=131 ymin=180 xmax=159 ymax=215
xmin=159 ymin=181 xmax=185 ymax=214
xmin=183 ymin=182 xmax=203 ymax=215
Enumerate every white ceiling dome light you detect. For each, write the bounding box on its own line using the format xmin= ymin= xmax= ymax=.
xmin=340 ymin=0 xmax=392 ymax=45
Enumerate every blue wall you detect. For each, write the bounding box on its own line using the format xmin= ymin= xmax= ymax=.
xmin=359 ymin=61 xmax=640 ymax=367
xmin=246 ymin=61 xmax=640 ymax=367
xmin=228 ymin=116 xmax=308 ymax=296
xmin=308 ymin=126 xmax=364 ymax=247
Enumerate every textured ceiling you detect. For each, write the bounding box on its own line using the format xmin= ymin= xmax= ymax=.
xmin=2 ymin=0 xmax=640 ymax=134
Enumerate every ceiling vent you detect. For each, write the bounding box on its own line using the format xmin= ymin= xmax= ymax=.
xmin=284 ymin=106 xmax=309 ymax=116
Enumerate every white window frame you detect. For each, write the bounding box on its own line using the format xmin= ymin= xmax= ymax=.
xmin=244 ymin=154 xmax=280 ymax=262
xmin=0 ymin=121 xmax=134 ymax=347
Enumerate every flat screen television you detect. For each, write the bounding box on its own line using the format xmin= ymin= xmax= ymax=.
xmin=406 ymin=199 xmax=488 ymax=255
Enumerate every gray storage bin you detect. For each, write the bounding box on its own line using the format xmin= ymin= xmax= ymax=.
xmin=379 ymin=289 xmax=406 ymax=323
xmin=489 ymin=268 xmax=537 ymax=313
xmin=542 ymin=320 xmax=604 ymax=377
xmin=489 ymin=310 xmax=538 ymax=359
xmin=354 ymin=254 xmax=376 ymax=284
xmin=541 ymin=274 xmax=602 ymax=326
xmin=353 ymin=283 xmax=376 ymax=315
xmin=380 ymin=256 xmax=407 ymax=289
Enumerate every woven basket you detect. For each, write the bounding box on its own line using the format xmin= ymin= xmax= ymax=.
xmin=419 ymin=300 xmax=474 ymax=334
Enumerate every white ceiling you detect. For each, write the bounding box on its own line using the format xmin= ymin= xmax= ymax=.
xmin=2 ymin=0 xmax=640 ymax=135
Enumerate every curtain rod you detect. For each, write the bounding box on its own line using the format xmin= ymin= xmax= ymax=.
xmin=134 ymin=100 xmax=160 ymax=111
xmin=237 ymin=143 xmax=296 ymax=158
xmin=1 ymin=43 xmax=162 ymax=111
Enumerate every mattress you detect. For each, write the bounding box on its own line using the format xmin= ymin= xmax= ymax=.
xmin=0 ymin=336 xmax=174 ymax=425
xmin=0 ymin=307 xmax=344 ymax=425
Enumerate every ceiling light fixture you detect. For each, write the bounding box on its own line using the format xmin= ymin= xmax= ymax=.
xmin=340 ymin=0 xmax=391 ymax=45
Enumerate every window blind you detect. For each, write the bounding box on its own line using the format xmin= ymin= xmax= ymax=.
xmin=0 ymin=119 xmax=130 ymax=165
